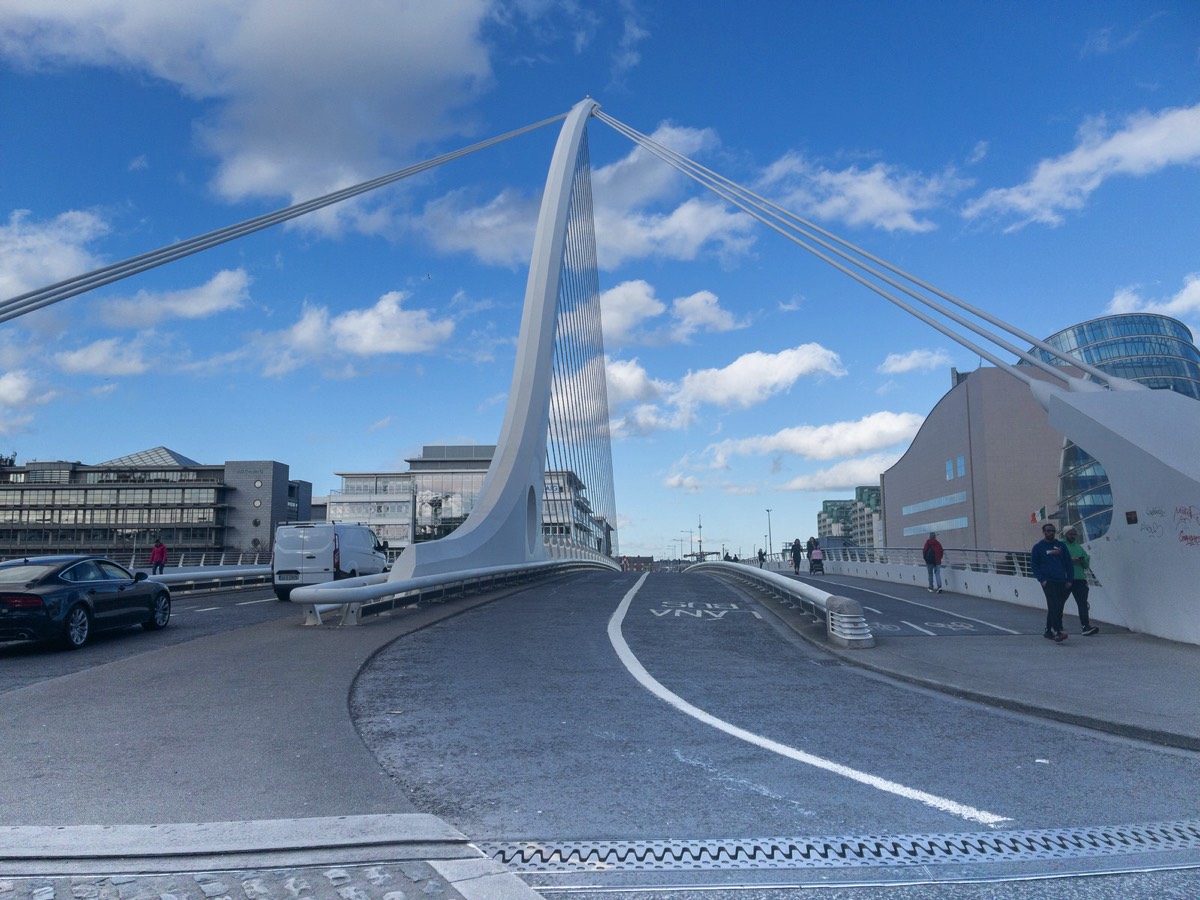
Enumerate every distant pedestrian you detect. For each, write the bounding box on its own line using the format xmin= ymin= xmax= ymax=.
xmin=756 ymin=548 xmax=766 ymax=568
xmin=1031 ymin=522 xmax=1073 ymax=643
xmin=149 ymin=539 xmax=168 ymax=576
xmin=922 ymin=532 xmax=944 ymax=593
xmin=806 ymin=536 xmax=818 ymax=558
xmin=1062 ymin=527 xmax=1099 ymax=636
xmin=790 ymin=538 xmax=803 ymax=574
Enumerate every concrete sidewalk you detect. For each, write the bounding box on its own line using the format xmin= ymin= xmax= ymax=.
xmin=761 ymin=576 xmax=1200 ymax=752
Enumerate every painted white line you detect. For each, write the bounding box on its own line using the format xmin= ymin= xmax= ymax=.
xmin=608 ymin=573 xmax=1009 ymax=827
xmin=193 ymin=606 xmax=220 ymax=612
xmin=236 ymin=598 xmax=272 ymax=606
xmin=862 ymin=605 xmax=882 ymax=614
xmin=901 ymin=620 xmax=938 ymax=636
xmin=821 ymin=581 xmax=1021 ymax=635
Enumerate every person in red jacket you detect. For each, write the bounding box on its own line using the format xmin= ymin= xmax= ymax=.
xmin=149 ymin=539 xmax=168 ymax=576
xmin=922 ymin=532 xmax=944 ymax=592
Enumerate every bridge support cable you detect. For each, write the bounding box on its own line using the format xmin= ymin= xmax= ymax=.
xmin=596 ymin=106 xmax=1200 ymax=645
xmin=593 ymin=111 xmax=1132 ymax=396
xmin=0 ymin=113 xmax=568 ymax=324
xmin=390 ymin=98 xmax=618 ymax=580
xmin=545 ymin=130 xmax=619 ymax=560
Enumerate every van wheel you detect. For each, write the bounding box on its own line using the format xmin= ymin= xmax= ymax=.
xmin=274 ymin=587 xmax=292 ymax=602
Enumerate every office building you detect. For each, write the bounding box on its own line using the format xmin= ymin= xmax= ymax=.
xmin=324 ymin=445 xmax=616 ymax=557
xmin=0 ymin=446 xmax=311 ymax=560
xmin=1026 ymin=313 xmax=1200 ymax=539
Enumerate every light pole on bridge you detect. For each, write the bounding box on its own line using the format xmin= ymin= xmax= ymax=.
xmin=766 ymin=508 xmax=773 ymax=562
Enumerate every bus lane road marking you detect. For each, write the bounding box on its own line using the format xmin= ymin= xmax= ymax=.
xmin=820 ymin=580 xmax=1021 ymax=635
xmin=608 ymin=573 xmax=1010 ymax=827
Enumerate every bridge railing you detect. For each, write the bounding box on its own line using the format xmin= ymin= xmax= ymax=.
xmin=818 ymin=546 xmax=1099 ymax=585
xmin=685 ymin=560 xmax=874 ymax=649
xmin=145 ymin=565 xmax=272 ymax=594
xmin=290 ymin=558 xmax=619 ymax=626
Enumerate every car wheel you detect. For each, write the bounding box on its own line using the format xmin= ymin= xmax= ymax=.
xmin=274 ymin=587 xmax=292 ymax=601
xmin=143 ymin=592 xmax=171 ymax=631
xmin=61 ymin=604 xmax=91 ymax=650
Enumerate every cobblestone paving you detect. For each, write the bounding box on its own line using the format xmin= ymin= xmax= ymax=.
xmin=0 ymin=861 xmax=466 ymax=899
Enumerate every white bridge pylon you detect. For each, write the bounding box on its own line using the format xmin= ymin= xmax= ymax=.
xmin=389 ymin=98 xmax=614 ymax=581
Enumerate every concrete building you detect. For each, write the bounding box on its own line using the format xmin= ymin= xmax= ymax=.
xmin=817 ymin=499 xmax=855 ymax=541
xmin=0 ymin=446 xmax=311 ymax=561
xmin=881 ymin=367 xmax=1065 ymax=552
xmin=322 ymin=445 xmax=615 ymax=558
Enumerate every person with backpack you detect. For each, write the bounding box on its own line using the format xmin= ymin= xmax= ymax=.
xmin=922 ymin=532 xmax=944 ymax=592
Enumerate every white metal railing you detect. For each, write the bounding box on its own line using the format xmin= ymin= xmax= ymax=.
xmin=147 ymin=565 xmax=272 ymax=594
xmin=818 ymin=545 xmax=1099 ymax=585
xmin=290 ymin=557 xmax=619 ymax=626
xmin=686 ymin=560 xmax=874 ymax=648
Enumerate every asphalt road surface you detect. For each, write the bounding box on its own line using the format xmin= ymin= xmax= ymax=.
xmin=353 ymin=571 xmax=1200 ymax=897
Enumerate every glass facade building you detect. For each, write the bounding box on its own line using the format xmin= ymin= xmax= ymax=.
xmin=1028 ymin=313 xmax=1200 ymax=540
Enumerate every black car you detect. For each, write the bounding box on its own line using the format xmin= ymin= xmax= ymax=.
xmin=0 ymin=555 xmax=171 ymax=650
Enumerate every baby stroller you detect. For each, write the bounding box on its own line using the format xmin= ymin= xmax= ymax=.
xmin=808 ymin=550 xmax=824 ymax=574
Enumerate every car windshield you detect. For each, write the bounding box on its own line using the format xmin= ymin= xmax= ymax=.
xmin=0 ymin=563 xmax=57 ymax=582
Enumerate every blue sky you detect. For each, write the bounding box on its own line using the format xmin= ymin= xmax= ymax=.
xmin=1 ymin=1 xmax=1198 ymax=560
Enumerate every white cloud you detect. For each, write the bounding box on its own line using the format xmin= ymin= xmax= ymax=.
xmin=672 ymin=344 xmax=846 ymax=421
xmin=600 ymin=280 xmax=667 ymax=346
xmin=669 ymin=290 xmax=746 ymax=342
xmin=664 ymin=472 xmax=701 ymax=493
xmin=55 ymin=338 xmax=150 ymax=376
xmin=700 ymin=412 xmax=924 ymax=468
xmin=1105 ymin=273 xmax=1200 ymax=321
xmin=0 ymin=370 xmax=40 ymax=407
xmin=782 ymin=453 xmax=899 ymax=491
xmin=0 ymin=1 xmax=497 ymax=233
xmin=607 ymin=343 xmax=846 ymax=437
xmin=963 ymin=103 xmax=1200 ymax=230
xmin=413 ymin=122 xmax=758 ymax=271
xmin=600 ymin=280 xmax=747 ymax=347
xmin=877 ymin=348 xmax=953 ymax=374
xmin=100 ymin=269 xmax=251 ymax=327
xmin=259 ymin=291 xmax=456 ymax=376
xmin=415 ymin=187 xmax=540 ymax=268
xmin=758 ymin=151 xmax=967 ymax=233
xmin=0 ymin=209 xmax=109 ymax=301
xmin=604 ymin=357 xmax=668 ymax=408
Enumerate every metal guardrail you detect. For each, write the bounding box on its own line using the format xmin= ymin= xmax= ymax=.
xmin=146 ymin=565 xmax=272 ymax=594
xmin=290 ymin=558 xmax=620 ymax=626
xmin=686 ymin=560 xmax=874 ymax=648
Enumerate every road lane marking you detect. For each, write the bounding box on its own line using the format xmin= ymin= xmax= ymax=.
xmin=820 ymin=581 xmax=1021 ymax=635
xmin=608 ymin=573 xmax=1009 ymax=827
xmin=901 ymin=620 xmax=939 ymax=636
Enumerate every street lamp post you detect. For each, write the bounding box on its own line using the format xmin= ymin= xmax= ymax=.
xmin=766 ymin=508 xmax=773 ymax=563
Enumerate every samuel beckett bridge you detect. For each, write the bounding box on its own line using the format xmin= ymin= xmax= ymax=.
xmin=7 ymin=98 xmax=1199 ymax=644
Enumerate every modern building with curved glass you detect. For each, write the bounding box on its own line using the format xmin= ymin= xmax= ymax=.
xmin=1028 ymin=313 xmax=1200 ymax=540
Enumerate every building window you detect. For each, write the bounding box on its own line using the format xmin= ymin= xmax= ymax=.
xmin=956 ymin=455 xmax=966 ymax=478
xmin=945 ymin=460 xmax=954 ymax=480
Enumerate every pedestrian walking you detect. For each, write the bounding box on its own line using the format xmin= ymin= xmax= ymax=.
xmin=922 ymin=532 xmax=944 ymax=592
xmin=756 ymin=548 xmax=766 ymax=568
xmin=790 ymin=538 xmax=803 ymax=574
xmin=1062 ymin=527 xmax=1099 ymax=635
xmin=1031 ymin=522 xmax=1073 ymax=642
xmin=149 ymin=539 xmax=168 ymax=576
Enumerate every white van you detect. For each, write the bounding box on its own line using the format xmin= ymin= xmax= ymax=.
xmin=272 ymin=522 xmax=389 ymax=601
